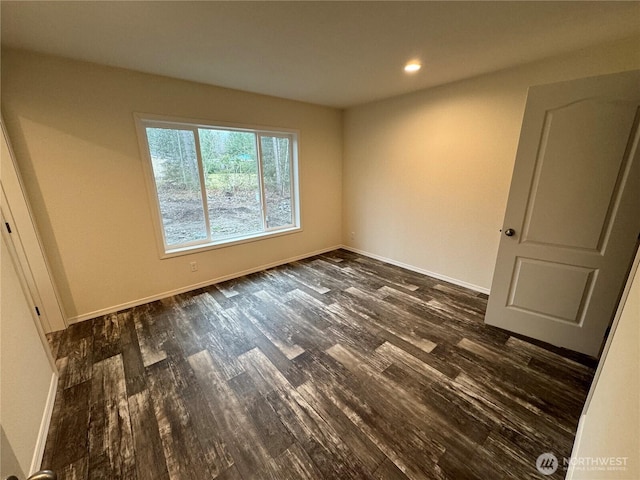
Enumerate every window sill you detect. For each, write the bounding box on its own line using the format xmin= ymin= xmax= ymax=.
xmin=159 ymin=226 xmax=302 ymax=259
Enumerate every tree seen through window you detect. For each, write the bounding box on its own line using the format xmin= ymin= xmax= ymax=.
xmin=143 ymin=121 xmax=297 ymax=250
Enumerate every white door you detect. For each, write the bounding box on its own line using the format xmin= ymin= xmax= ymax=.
xmin=1 ymin=118 xmax=66 ymax=332
xmin=485 ymin=70 xmax=640 ymax=358
xmin=1 ymin=214 xmax=57 ymax=478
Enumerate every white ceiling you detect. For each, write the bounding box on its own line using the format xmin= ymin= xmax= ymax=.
xmin=2 ymin=1 xmax=639 ymax=108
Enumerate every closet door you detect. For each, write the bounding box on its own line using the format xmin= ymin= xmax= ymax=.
xmin=1 ymin=217 xmax=57 ymax=478
xmin=1 ymin=118 xmax=66 ymax=332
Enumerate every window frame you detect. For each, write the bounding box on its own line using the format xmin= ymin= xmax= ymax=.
xmin=134 ymin=113 xmax=301 ymax=258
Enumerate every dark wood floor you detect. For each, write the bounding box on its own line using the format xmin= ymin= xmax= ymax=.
xmin=43 ymin=249 xmax=596 ymax=480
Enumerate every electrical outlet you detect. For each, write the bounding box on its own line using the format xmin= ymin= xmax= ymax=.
xmin=190 ymin=261 xmax=198 ymax=272
xmin=350 ymin=231 xmax=355 ymax=240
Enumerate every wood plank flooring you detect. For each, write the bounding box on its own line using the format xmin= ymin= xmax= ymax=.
xmin=43 ymin=249 xmax=596 ymax=480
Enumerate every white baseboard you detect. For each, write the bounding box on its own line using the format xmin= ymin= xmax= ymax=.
xmin=340 ymin=245 xmax=491 ymax=295
xmin=67 ymin=245 xmax=342 ymax=323
xmin=30 ymin=371 xmax=58 ymax=474
xmin=68 ymin=243 xmax=489 ymax=324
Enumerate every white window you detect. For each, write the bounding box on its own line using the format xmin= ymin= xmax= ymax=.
xmin=136 ymin=115 xmax=300 ymax=256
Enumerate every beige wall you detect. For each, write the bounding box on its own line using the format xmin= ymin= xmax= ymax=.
xmin=1 ymin=49 xmax=343 ymax=321
xmin=343 ymin=36 xmax=640 ymax=292
xmin=2 ymin=37 xmax=639 ymax=319
xmin=567 ymin=252 xmax=639 ymax=479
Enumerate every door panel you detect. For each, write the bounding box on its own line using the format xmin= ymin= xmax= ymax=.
xmin=486 ymin=70 xmax=640 ymax=357
xmin=508 ymin=257 xmax=595 ymax=324
xmin=522 ymin=100 xmax=637 ymax=251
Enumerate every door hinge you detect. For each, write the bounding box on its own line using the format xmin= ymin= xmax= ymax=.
xmin=35 ymin=306 xmax=41 ymax=316
xmin=5 ymin=221 xmax=12 ymax=233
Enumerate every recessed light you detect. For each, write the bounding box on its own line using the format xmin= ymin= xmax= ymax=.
xmin=404 ymin=61 xmax=421 ymax=73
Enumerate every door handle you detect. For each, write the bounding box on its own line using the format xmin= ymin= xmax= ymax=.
xmin=504 ymin=228 xmax=516 ymax=237
xmin=28 ymin=472 xmax=56 ymax=480
xmin=6 ymin=470 xmax=57 ymax=480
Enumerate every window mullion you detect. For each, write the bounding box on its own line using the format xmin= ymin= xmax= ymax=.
xmin=255 ymin=133 xmax=268 ymax=231
xmin=193 ymin=128 xmax=212 ymax=242
xmin=287 ymin=135 xmax=296 ymax=225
